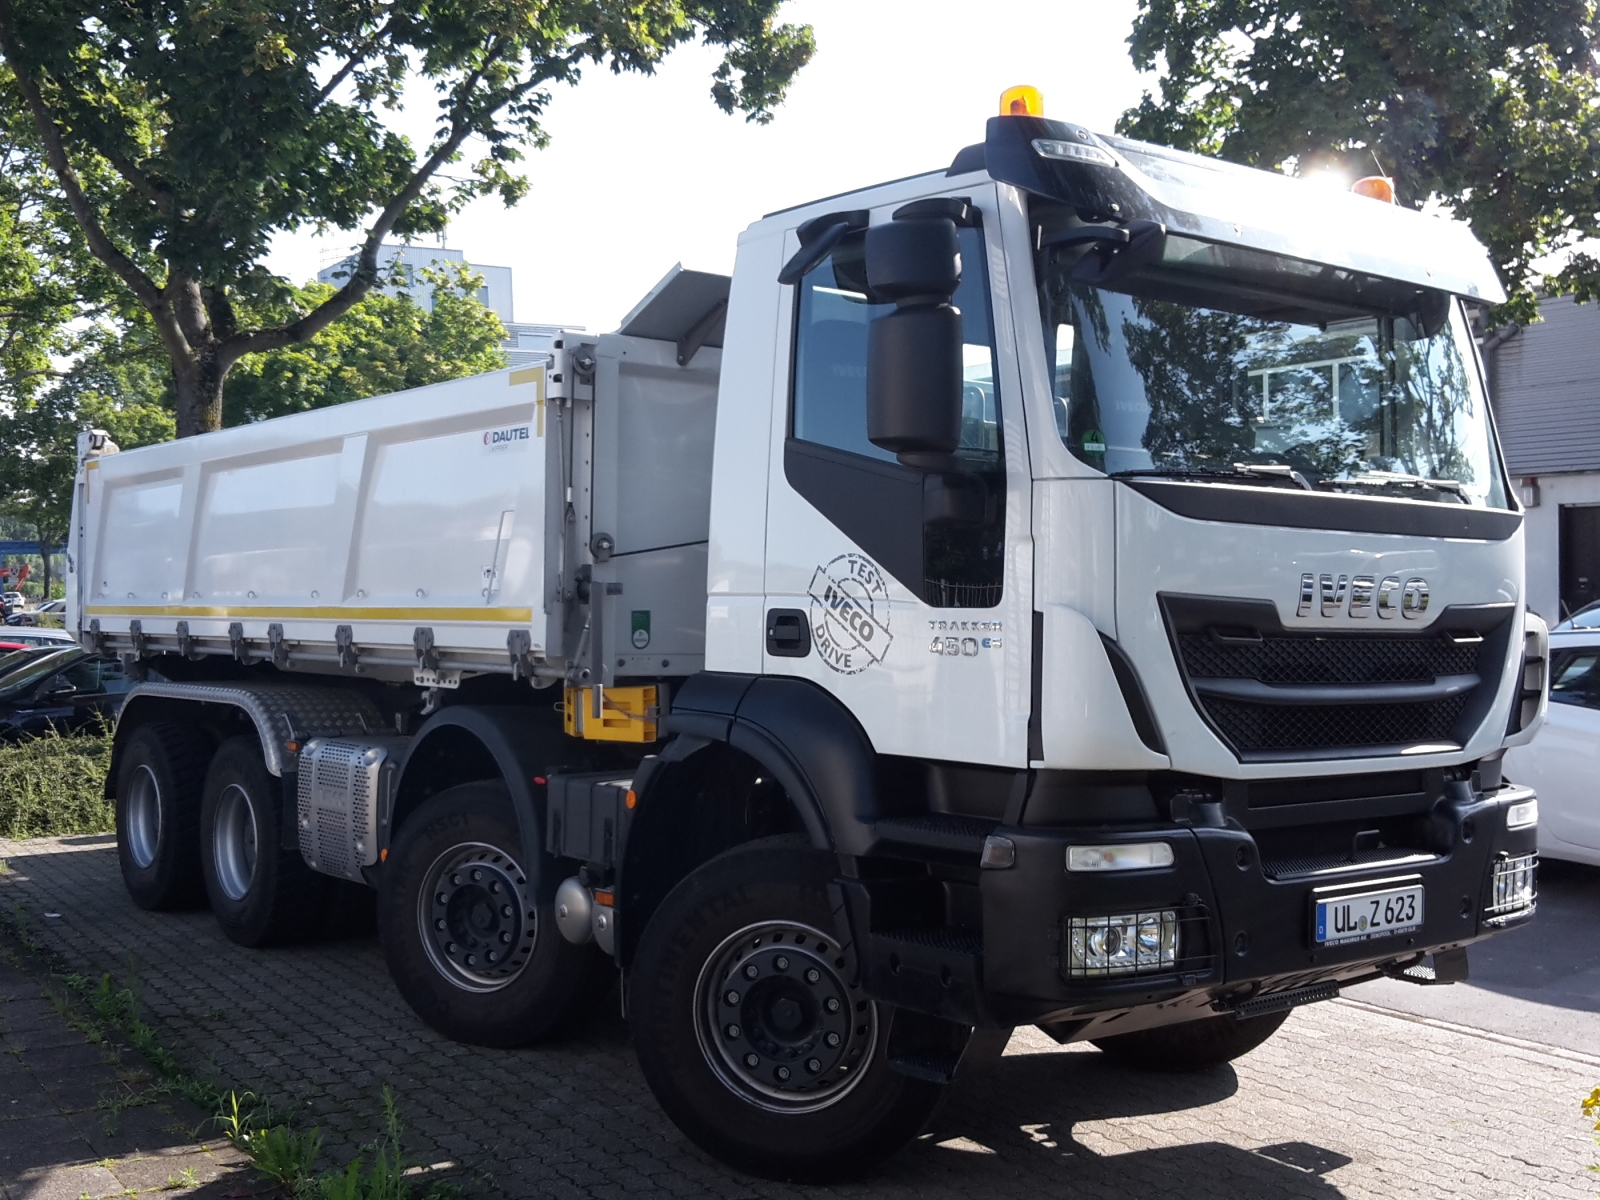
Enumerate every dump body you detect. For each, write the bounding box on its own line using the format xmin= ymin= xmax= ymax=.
xmin=70 ymin=317 xmax=722 ymax=686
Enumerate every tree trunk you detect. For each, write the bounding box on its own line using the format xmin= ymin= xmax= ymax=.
xmin=173 ymin=346 xmax=228 ymax=438
xmin=38 ymin=539 xmax=50 ymax=602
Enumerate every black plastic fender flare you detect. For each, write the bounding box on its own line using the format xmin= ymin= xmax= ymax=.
xmin=652 ymin=672 xmax=881 ymax=856
xmin=394 ymin=706 xmax=558 ymax=900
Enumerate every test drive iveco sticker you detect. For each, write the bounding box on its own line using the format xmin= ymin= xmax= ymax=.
xmin=808 ymin=554 xmax=892 ymax=674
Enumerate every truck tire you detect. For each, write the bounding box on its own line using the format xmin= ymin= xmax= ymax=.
xmin=200 ymin=736 xmax=326 ymax=947
xmin=629 ymin=842 xmax=944 ymax=1182
xmin=376 ymin=782 xmax=602 ymax=1048
xmin=1091 ymin=1008 xmax=1290 ymax=1070
xmin=115 ymin=723 xmax=210 ymax=910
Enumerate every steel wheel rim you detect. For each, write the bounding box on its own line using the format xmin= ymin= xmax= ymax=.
xmin=417 ymin=842 xmax=538 ymax=993
xmin=125 ymin=765 xmax=162 ymax=869
xmin=213 ymin=783 xmax=258 ymax=902
xmin=693 ymin=919 xmax=878 ymax=1114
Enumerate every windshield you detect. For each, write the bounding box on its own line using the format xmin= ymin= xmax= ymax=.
xmin=1036 ymin=219 xmax=1509 ymax=509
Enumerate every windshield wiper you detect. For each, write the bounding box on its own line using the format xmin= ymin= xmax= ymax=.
xmin=1112 ymin=462 xmax=1313 ymax=491
xmin=1326 ymin=470 xmax=1465 ymax=498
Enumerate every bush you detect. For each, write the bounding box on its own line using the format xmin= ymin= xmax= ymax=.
xmin=0 ymin=728 xmax=113 ymax=838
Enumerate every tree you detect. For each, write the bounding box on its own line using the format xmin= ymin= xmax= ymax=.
xmin=0 ymin=1 xmax=814 ymax=436
xmin=1118 ymin=0 xmax=1600 ymax=323
xmin=223 ymin=262 xmax=509 ymax=424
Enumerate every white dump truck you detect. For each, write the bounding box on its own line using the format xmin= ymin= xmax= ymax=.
xmin=72 ymin=97 xmax=1545 ymax=1180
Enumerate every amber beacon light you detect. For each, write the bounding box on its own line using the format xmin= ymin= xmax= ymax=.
xmin=1351 ymin=175 xmax=1396 ymax=204
xmin=1000 ymin=85 xmax=1044 ymax=117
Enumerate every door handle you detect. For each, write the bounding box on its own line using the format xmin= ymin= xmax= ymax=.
xmin=766 ymin=609 xmax=811 ymax=658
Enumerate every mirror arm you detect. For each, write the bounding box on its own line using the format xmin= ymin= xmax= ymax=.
xmin=778 ymin=223 xmax=850 ymax=285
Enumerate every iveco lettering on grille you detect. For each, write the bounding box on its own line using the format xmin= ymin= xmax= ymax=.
xmin=1298 ymin=572 xmax=1430 ymax=619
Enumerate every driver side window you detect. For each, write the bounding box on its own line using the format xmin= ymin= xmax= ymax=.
xmin=786 ymin=221 xmax=1005 ymax=608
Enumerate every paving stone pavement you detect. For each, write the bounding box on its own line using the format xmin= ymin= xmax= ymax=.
xmin=0 ymin=900 xmax=250 ymax=1199
xmin=0 ymin=833 xmax=1595 ymax=1200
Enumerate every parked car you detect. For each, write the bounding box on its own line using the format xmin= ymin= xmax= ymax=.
xmin=1553 ymin=599 xmax=1600 ymax=631
xmin=6 ymin=598 xmax=66 ymax=627
xmin=1503 ymin=627 xmax=1600 ymax=866
xmin=0 ymin=626 xmax=77 ymax=647
xmin=0 ymin=645 xmax=135 ymax=740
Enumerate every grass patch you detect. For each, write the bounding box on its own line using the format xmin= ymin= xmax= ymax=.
xmin=0 ymin=727 xmax=113 ymax=839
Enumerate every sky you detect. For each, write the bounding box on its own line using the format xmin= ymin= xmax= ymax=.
xmin=264 ymin=0 xmax=1149 ymax=335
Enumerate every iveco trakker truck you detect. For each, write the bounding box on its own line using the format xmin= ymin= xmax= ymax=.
xmin=72 ymin=96 xmax=1545 ymax=1180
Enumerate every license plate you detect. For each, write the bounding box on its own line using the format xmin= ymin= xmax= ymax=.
xmin=1315 ymin=884 xmax=1424 ymax=946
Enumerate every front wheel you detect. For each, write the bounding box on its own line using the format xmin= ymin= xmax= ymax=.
xmin=1091 ymin=1008 xmax=1290 ymax=1070
xmin=377 ymin=782 xmax=603 ymax=1047
xmin=629 ymin=843 xmax=945 ymax=1182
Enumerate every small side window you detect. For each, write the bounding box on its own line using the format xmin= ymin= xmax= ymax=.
xmin=1549 ymin=649 xmax=1600 ymax=709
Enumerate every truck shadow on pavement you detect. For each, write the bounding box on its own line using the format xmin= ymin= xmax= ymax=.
xmin=888 ymin=1049 xmax=1352 ymax=1195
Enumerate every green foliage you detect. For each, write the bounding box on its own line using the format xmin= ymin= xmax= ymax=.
xmin=0 ymin=728 xmax=112 ymax=839
xmin=1117 ymin=0 xmax=1600 ymax=323
xmin=1586 ymin=1086 xmax=1599 ymax=1178
xmin=224 ymin=262 xmax=508 ymax=426
xmin=0 ymin=0 xmax=814 ymax=433
xmin=218 ymin=1085 xmax=455 ymax=1200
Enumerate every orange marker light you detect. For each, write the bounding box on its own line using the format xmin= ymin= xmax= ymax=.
xmin=1000 ymin=85 xmax=1044 ymax=118
xmin=1352 ymin=175 xmax=1396 ymax=204
xmin=380 ymin=848 xmax=388 ymax=863
xmin=593 ymin=889 xmax=614 ymax=907
xmin=625 ymin=789 xmax=637 ymax=809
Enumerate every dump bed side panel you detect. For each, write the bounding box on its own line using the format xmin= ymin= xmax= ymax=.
xmin=72 ymin=368 xmax=551 ymax=672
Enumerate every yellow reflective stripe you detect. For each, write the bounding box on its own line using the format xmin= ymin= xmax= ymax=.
xmin=82 ymin=604 xmax=533 ymax=623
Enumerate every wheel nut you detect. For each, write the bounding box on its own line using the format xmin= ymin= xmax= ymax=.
xmin=774 ymin=956 xmax=789 ymax=970
xmin=744 ymin=1053 xmax=759 ymax=1068
xmin=807 ymin=1059 xmax=822 ymax=1074
xmin=825 ymin=998 xmax=840 ymax=1013
xmin=726 ymin=1024 xmax=741 ymax=1038
xmin=775 ymin=1066 xmax=790 ymax=1081
xmin=451 ymin=874 xmax=462 ymax=886
xmin=826 ymin=1032 xmax=841 ymax=1047
xmin=499 ymin=931 xmax=511 ymax=943
xmin=725 ymin=990 xmax=740 ymax=1005
xmin=502 ymin=905 xmax=512 ymax=917
xmin=466 ymin=954 xmax=476 ymax=965
xmin=435 ymin=919 xmax=445 ymax=931
xmin=805 ymin=968 xmax=820 ymax=984
xmin=490 ymin=881 xmax=501 ymax=893
xmin=447 ymin=942 xmax=458 ymax=953
xmin=436 ymin=893 xmax=448 ymax=904
xmin=744 ymin=964 xmax=758 ymax=980
xmin=486 ymin=952 xmax=496 ymax=963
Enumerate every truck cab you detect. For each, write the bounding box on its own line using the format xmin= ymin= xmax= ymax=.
xmin=77 ymin=100 xmax=1543 ymax=1183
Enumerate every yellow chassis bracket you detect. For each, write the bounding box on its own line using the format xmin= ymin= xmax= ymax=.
xmin=564 ymin=684 xmax=660 ymax=743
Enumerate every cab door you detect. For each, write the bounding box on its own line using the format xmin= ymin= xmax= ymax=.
xmin=760 ymin=185 xmax=1033 ymax=767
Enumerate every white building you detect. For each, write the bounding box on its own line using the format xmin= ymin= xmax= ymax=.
xmin=317 ymin=243 xmax=578 ymax=369
xmin=1485 ymin=295 xmax=1600 ymax=623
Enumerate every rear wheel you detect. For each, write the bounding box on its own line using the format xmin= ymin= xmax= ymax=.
xmin=1091 ymin=1008 xmax=1290 ymax=1070
xmin=115 ymin=723 xmax=210 ymax=910
xmin=200 ymin=737 xmax=326 ymax=946
xmin=629 ymin=843 xmax=945 ymax=1182
xmin=377 ymin=782 xmax=603 ymax=1047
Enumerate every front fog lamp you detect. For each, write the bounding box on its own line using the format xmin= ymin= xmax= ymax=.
xmin=1487 ymin=854 xmax=1537 ymax=917
xmin=1067 ymin=842 xmax=1175 ymax=872
xmin=1067 ymin=911 xmax=1178 ymax=977
xmin=1506 ymin=798 xmax=1538 ymax=830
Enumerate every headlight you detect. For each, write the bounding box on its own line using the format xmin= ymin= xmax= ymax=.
xmin=1066 ymin=842 xmax=1175 ymax=872
xmin=1066 ymin=910 xmax=1178 ymax=977
xmin=1506 ymin=798 xmax=1538 ymax=830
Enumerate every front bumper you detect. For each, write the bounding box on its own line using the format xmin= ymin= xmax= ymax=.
xmin=961 ymin=783 xmax=1537 ymax=1034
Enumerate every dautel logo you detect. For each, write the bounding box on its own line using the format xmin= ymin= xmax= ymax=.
xmin=1297 ymin=572 xmax=1430 ymax=619
xmin=482 ymin=425 xmax=531 ymax=448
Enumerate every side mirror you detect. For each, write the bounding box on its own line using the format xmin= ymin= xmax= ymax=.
xmin=43 ymin=680 xmax=76 ymax=699
xmin=865 ymin=213 xmax=964 ymax=463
